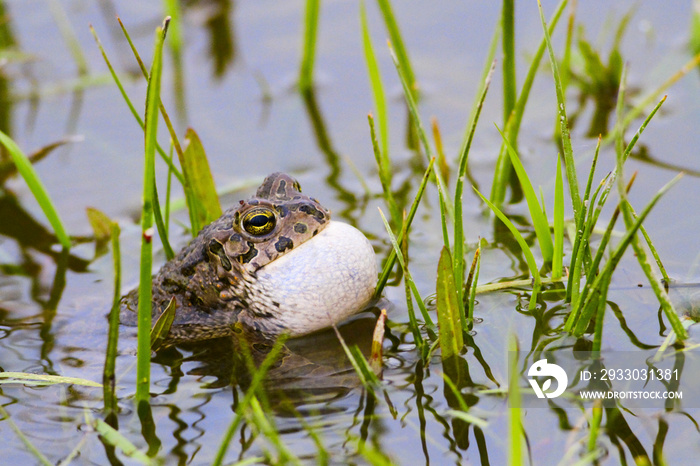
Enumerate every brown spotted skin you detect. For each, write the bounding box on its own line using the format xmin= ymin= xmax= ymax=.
xmin=120 ymin=173 xmax=330 ymax=343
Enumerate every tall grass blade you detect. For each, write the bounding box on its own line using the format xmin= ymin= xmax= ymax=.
xmin=103 ymin=219 xmax=121 ymax=418
xmin=374 ymin=158 xmax=434 ymax=297
xmin=378 ymin=208 xmax=435 ymax=327
xmin=437 ymin=247 xmax=464 ymax=360
xmin=375 ymin=0 xmax=416 ymax=96
xmin=473 ymin=187 xmax=541 ymax=288
xmin=537 ymin=0 xmax=581 ymax=221
xmin=613 ymin=73 xmax=686 ymax=340
xmin=502 ymin=0 xmax=516 ymax=125
xmin=552 ymin=156 xmax=564 ymax=278
xmin=0 ymin=131 xmax=71 ymax=249
xmin=117 ymin=18 xmax=214 ymax=237
xmin=491 ymin=0 xmax=568 ymax=206
xmin=182 ymin=128 xmax=223 ymax=232
xmin=497 ymin=125 xmax=554 ymax=263
xmin=572 ymin=173 xmax=684 ymax=336
xmin=89 ymin=25 xmax=184 ymax=184
xmin=566 ymin=173 xmax=624 ymax=331
xmin=361 ymin=1 xmax=389 ymax=161
xmin=299 ymin=0 xmax=321 ymax=92
xmin=454 ymin=59 xmax=496 ymax=305
xmin=368 ymin=114 xmax=400 ymax=223
xmin=135 ymin=19 xmax=168 ymax=404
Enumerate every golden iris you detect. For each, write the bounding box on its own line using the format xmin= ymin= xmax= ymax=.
xmin=242 ymin=208 xmax=276 ymax=236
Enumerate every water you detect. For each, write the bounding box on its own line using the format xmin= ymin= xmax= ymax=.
xmin=1 ymin=0 xmax=700 ymax=464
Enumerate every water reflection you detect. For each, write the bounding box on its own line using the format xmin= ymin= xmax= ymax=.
xmin=155 ymin=315 xmax=377 ymax=408
xmin=300 ymin=88 xmax=361 ymax=221
xmin=186 ymin=0 xmax=237 ymax=79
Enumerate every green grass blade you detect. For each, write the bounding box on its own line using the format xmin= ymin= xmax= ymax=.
xmin=537 ymin=0 xmax=581 ymax=221
xmin=247 ymin=396 xmax=300 ymax=464
xmin=368 ymin=114 xmax=400 ymax=224
xmin=182 ymin=128 xmax=223 ymax=232
xmin=464 ymin=246 xmax=481 ymax=327
xmin=375 ymin=0 xmax=416 ymax=96
xmin=454 ymin=59 xmax=496 ymax=305
xmin=374 ymin=157 xmax=435 ymax=298
xmin=613 ymin=71 xmax=686 ymax=339
xmin=572 ymin=174 xmax=684 ymax=336
xmin=361 ymin=2 xmax=389 ymax=162
xmin=592 ymin=273 xmax=610 ymax=352
xmin=552 ymin=155 xmax=564 ymax=278
xmin=632 ymin=209 xmax=670 ymax=284
xmin=135 ymin=19 xmax=168 ymax=404
xmin=566 ymin=173 xmax=622 ymax=330
xmin=622 ymin=95 xmax=666 ymax=163
xmin=117 ymin=18 xmax=210 ymax=236
xmin=332 ymin=324 xmax=380 ymax=396
xmin=89 ymin=25 xmax=184 ymax=184
xmin=474 ymin=187 xmax=541 ymax=288
xmin=436 ymin=246 xmax=464 ymax=360
xmin=0 ymin=372 xmax=101 ymax=387
xmin=150 ymin=297 xmax=176 ymax=351
xmin=0 ymin=131 xmax=71 ymax=249
xmin=508 ymin=336 xmax=523 ymax=466
xmin=362 ymin=3 xmax=398 ymax=223
xmin=502 ymin=0 xmax=516 ymax=125
xmin=497 ymin=125 xmax=554 ymax=263
xmin=150 ymin=181 xmax=174 ymax=260
xmin=299 ymin=0 xmax=320 ymax=92
xmin=378 ymin=208 xmax=435 ymax=327
xmin=91 ymin=415 xmax=154 ymax=465
xmin=491 ymin=0 xmax=567 ymax=206
xmin=587 ymin=401 xmax=604 ymax=457
xmin=103 ymin=219 xmax=121 ymax=418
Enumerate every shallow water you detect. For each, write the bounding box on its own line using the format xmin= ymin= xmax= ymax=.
xmin=1 ymin=0 xmax=700 ymax=464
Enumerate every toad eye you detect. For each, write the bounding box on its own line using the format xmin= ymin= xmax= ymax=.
xmin=242 ymin=208 xmax=276 ymax=236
